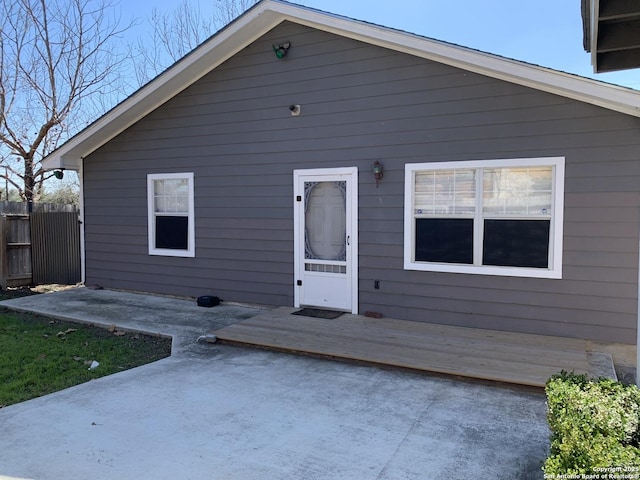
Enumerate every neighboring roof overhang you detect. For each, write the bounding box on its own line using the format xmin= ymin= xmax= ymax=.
xmin=44 ymin=0 xmax=640 ymax=171
xmin=582 ymin=0 xmax=640 ymax=72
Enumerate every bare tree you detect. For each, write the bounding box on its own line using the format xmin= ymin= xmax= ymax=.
xmin=134 ymin=0 xmax=260 ymax=85
xmin=0 ymin=0 xmax=131 ymax=202
xmin=211 ymin=0 xmax=261 ymax=27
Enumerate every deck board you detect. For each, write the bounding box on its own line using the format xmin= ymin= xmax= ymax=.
xmin=213 ymin=307 xmax=593 ymax=387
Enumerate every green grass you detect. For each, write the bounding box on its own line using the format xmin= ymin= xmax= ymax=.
xmin=0 ymin=307 xmax=172 ymax=407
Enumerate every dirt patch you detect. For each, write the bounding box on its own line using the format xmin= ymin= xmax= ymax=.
xmin=0 ymin=284 xmax=79 ymax=301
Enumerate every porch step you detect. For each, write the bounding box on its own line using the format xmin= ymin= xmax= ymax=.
xmin=586 ymin=352 xmax=618 ymax=381
xmin=213 ymin=306 xmax=594 ymax=388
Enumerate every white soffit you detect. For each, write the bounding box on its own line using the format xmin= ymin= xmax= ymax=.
xmin=43 ymin=0 xmax=640 ymax=171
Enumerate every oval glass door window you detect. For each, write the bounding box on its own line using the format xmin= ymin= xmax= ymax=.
xmin=304 ymin=181 xmax=346 ymax=261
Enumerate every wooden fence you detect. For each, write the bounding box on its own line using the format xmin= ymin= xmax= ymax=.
xmin=0 ymin=202 xmax=80 ymax=289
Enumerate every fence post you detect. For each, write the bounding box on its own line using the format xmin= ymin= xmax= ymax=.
xmin=0 ymin=215 xmax=6 ymax=290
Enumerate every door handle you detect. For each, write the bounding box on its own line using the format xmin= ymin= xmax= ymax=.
xmin=347 ymin=235 xmax=350 ymax=246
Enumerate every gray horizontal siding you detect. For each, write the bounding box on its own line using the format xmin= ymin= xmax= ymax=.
xmin=82 ymin=21 xmax=640 ymax=343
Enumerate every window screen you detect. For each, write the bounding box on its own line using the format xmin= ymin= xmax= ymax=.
xmin=155 ymin=216 xmax=189 ymax=250
xmin=482 ymin=219 xmax=550 ymax=268
xmin=415 ymin=218 xmax=473 ymax=264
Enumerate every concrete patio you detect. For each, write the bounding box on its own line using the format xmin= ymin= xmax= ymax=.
xmin=0 ymin=288 xmax=549 ymax=479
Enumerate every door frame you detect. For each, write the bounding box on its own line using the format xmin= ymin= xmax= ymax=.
xmin=293 ymin=167 xmax=358 ymax=314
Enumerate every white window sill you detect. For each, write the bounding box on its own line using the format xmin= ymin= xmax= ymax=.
xmin=404 ymin=261 xmax=562 ymax=279
xmin=149 ymin=248 xmax=195 ymax=258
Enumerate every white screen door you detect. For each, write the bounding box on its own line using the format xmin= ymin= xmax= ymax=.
xmin=294 ymin=167 xmax=358 ymax=313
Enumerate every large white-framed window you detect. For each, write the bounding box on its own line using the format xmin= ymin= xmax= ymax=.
xmin=404 ymin=157 xmax=564 ymax=279
xmin=147 ymin=172 xmax=195 ymax=257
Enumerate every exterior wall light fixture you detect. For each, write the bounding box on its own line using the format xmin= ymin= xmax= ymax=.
xmin=273 ymin=41 xmax=291 ymax=59
xmin=372 ymin=161 xmax=383 ymax=188
xmin=53 ymin=169 xmax=65 ymax=180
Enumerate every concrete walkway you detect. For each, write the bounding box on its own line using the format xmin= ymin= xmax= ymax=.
xmin=0 ymin=288 xmax=549 ymax=480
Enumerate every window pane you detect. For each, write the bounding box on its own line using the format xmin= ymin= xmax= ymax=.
xmin=415 ymin=218 xmax=473 ymax=264
xmin=483 ymin=219 xmax=550 ymax=268
xmin=483 ymin=167 xmax=552 ymax=216
xmin=304 ymin=181 xmax=346 ymax=261
xmin=154 ymin=179 xmax=189 ymax=213
xmin=415 ymin=169 xmax=475 ymax=215
xmin=155 ymin=216 xmax=189 ymax=250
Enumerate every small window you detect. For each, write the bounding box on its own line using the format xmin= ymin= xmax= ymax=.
xmin=404 ymin=158 xmax=564 ymax=278
xmin=147 ymin=173 xmax=195 ymax=257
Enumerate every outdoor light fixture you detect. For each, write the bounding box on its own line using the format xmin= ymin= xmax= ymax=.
xmin=273 ymin=41 xmax=291 ymax=59
xmin=53 ymin=169 xmax=64 ymax=180
xmin=371 ymin=161 xmax=383 ymax=187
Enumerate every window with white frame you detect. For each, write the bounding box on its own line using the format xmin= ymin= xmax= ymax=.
xmin=404 ymin=158 xmax=564 ymax=278
xmin=147 ymin=173 xmax=195 ymax=257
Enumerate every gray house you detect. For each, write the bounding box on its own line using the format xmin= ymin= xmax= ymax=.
xmin=44 ymin=1 xmax=640 ymax=365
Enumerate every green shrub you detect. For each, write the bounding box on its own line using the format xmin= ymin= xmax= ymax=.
xmin=544 ymin=371 xmax=640 ymax=475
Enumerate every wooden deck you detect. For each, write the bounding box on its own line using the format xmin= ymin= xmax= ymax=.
xmin=213 ymin=306 xmax=597 ymax=388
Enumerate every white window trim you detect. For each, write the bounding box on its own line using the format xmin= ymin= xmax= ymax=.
xmin=404 ymin=157 xmax=564 ymax=279
xmin=147 ymin=172 xmax=195 ymax=257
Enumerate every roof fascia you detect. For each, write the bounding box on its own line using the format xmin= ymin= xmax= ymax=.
xmin=590 ymin=0 xmax=600 ymax=71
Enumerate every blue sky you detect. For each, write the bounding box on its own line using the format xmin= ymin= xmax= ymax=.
xmin=124 ymin=0 xmax=640 ymax=90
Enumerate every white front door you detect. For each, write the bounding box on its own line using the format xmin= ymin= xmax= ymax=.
xmin=294 ymin=167 xmax=358 ymax=313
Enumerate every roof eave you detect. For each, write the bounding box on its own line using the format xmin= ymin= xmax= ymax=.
xmin=589 ymin=0 xmax=600 ymax=72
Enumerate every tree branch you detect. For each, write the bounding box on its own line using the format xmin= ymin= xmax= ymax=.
xmin=0 ymin=0 xmax=132 ymax=201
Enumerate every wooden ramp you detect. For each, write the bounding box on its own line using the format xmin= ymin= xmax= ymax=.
xmin=213 ymin=306 xmax=594 ymax=388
